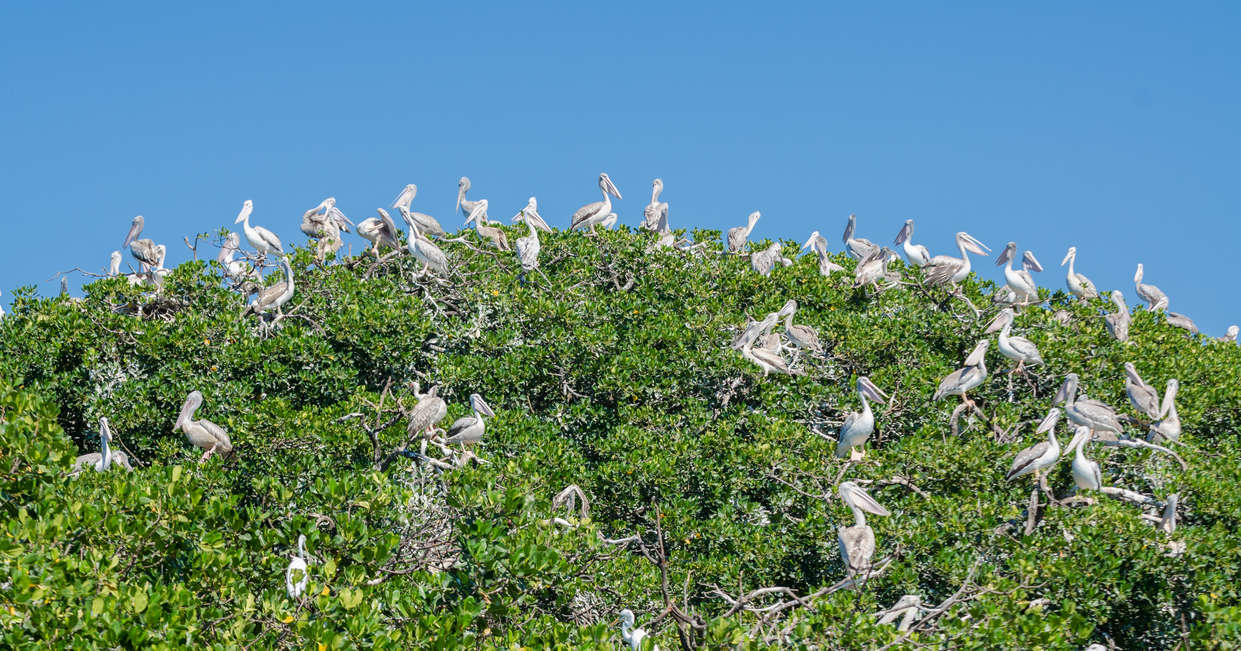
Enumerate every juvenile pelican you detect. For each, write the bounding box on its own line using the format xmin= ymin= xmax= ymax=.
xmin=397 ymin=204 xmax=445 ymax=238
xmin=1060 ymin=247 xmax=1097 ymax=300
xmin=837 ymin=481 xmax=890 ymax=577
xmin=617 ymin=609 xmax=656 ymax=651
xmin=465 ymin=201 xmax=510 ymax=251
xmin=731 ymin=311 xmax=781 ymax=351
xmin=893 ymin=219 xmax=931 ymax=267
xmin=407 ymin=385 xmax=448 ymax=437
xmin=933 ymin=340 xmax=989 ymax=407
xmin=1004 ymin=407 xmax=1061 ymax=483
xmin=1055 ymin=373 xmax=1123 ymax=438
xmin=1134 ymin=264 xmax=1168 ymax=311
xmin=243 ymin=256 xmax=295 ymax=318
xmin=842 ymin=214 xmax=879 ymax=260
xmin=234 ymin=200 xmax=284 ymax=257
xmin=399 ymin=213 xmax=450 ymax=276
xmin=642 ymin=178 xmax=668 ymax=232
xmin=740 ymin=330 xmax=802 ymax=376
xmin=513 ymin=209 xmax=542 ymax=276
xmin=835 ymin=377 xmax=889 ymax=460
xmin=1149 ymin=379 xmax=1180 ymax=443
xmin=1165 ymin=312 xmax=1198 ymax=335
xmin=121 ymin=215 xmax=162 ymax=271
xmin=854 ymin=248 xmax=899 ymax=290
xmin=1066 ymin=426 xmax=1102 ymax=491
xmin=456 ymin=176 xmax=481 ymax=221
xmin=286 ymin=534 xmax=309 ymax=599
xmin=357 ymin=208 xmax=402 ymax=257
xmin=751 ymin=242 xmax=792 ymax=276
xmin=108 ymin=251 xmax=122 ymax=277
xmin=569 ymin=173 xmax=622 ymax=234
xmin=778 ymin=299 xmax=823 ymax=353
xmin=70 ymin=417 xmax=133 ymax=475
xmin=984 ymin=308 xmax=1042 ymax=373
xmin=801 ymin=231 xmax=846 ymax=276
xmin=1124 ymin=362 xmax=1161 ymax=419
xmin=175 ymin=390 xmax=233 ymax=462
xmin=444 ymin=394 xmax=495 ymax=445
xmin=727 ymin=211 xmax=761 ymax=254
xmin=996 ymin=243 xmax=1042 ymax=305
xmin=1104 ymin=291 xmax=1131 ymax=343
xmin=1222 ymin=325 xmax=1239 ymax=342
xmin=514 ymin=197 xmax=552 ymax=232
xmin=923 ymin=232 xmax=990 ymax=287
xmin=391 ymin=183 xmax=418 ymax=214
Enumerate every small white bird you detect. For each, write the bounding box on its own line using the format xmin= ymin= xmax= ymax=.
xmin=617 ymin=609 xmax=658 ymax=651
xmin=286 ymin=534 xmax=309 ymax=599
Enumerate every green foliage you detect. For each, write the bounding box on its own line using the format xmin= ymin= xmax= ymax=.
xmin=1 ymin=227 xmax=1239 ymax=648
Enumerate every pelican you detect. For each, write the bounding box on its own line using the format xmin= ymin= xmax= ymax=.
xmin=854 ymin=248 xmax=899 ymax=290
xmin=1166 ymin=312 xmax=1198 ymax=335
xmin=392 ymin=183 xmax=418 ymax=214
xmin=456 ymin=176 xmax=481 ymax=221
xmin=513 ymin=208 xmax=542 ymax=276
xmin=731 ymin=311 xmax=781 ymax=351
xmin=70 ymin=417 xmax=132 ymax=475
xmin=513 ymin=197 xmax=552 ymax=232
xmin=1055 ymin=373 xmax=1123 ymax=438
xmin=841 ymin=214 xmax=879 ymax=260
xmin=617 ymin=609 xmax=657 ymax=651
xmin=462 ymin=200 xmax=508 ymax=251
xmin=727 ymin=211 xmax=761 ymax=254
xmin=740 ymin=330 xmax=802 ymax=376
xmin=175 ymin=390 xmax=233 ymax=462
xmin=1066 ymin=426 xmax=1102 ymax=491
xmin=996 ymin=243 xmax=1043 ymax=305
xmin=1222 ymin=325 xmax=1239 ymax=342
xmin=778 ymin=299 xmax=822 ymax=353
xmin=835 ymin=377 xmax=889 ymax=460
xmin=234 ymin=200 xmax=284 ymax=258
xmin=217 ymin=232 xmax=258 ymax=283
xmin=396 ymin=204 xmax=445 ymax=239
xmin=751 ymin=242 xmax=792 ymax=277
xmin=108 ymin=251 xmax=122 ymax=277
xmin=444 ymin=393 xmax=495 ymax=445
xmin=570 ymin=173 xmax=622 ymax=234
xmin=399 ymin=213 xmax=450 ymax=276
xmin=1160 ymin=494 xmax=1178 ymax=535
xmin=1124 ymin=362 xmax=1161 ymax=419
xmin=301 ymin=197 xmax=353 ymax=237
xmin=923 ymin=232 xmax=990 ymax=287
xmin=837 ymin=481 xmax=890 ymax=577
xmin=801 ymin=231 xmax=845 ymax=276
xmin=893 ymin=219 xmax=930 ymax=267
xmin=600 ymin=212 xmax=619 ymax=230
xmin=243 ymin=256 xmax=295 ymax=318
xmin=121 ymin=215 xmax=162 ymax=271
xmin=1060 ymin=247 xmax=1097 ymax=300
xmin=932 ymin=340 xmax=989 ymax=407
xmin=984 ymin=308 xmax=1042 ymax=373
xmin=1104 ymin=291 xmax=1132 ymax=343
xmin=1004 ymin=407 xmax=1061 ymax=483
xmin=643 ymin=178 xmax=668 ymax=232
xmin=357 ymin=208 xmax=403 ymax=257
xmin=1149 ymin=379 xmax=1180 ymax=443
xmin=407 ymin=384 xmax=448 ymax=437
xmin=286 ymin=534 xmax=309 ymax=599
xmin=1134 ymin=264 xmax=1168 ymax=311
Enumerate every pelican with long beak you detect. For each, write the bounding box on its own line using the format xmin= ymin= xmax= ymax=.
xmin=406 ymin=384 xmax=448 ymax=438
xmin=70 ymin=417 xmax=133 ymax=475
xmin=357 ymin=208 xmax=403 ymax=257
xmin=1004 ymin=407 xmax=1061 ymax=485
xmin=740 ymin=328 xmax=802 ymax=377
xmin=893 ymin=219 xmax=930 ymax=267
xmin=570 ymin=173 xmax=622 ymax=234
xmin=837 ymin=481 xmax=891 ymax=577
xmin=513 ymin=208 xmax=542 ymax=279
xmin=933 ymin=340 xmax=989 ymax=408
xmin=1134 ymin=263 xmax=1169 ymax=311
xmin=465 ymin=200 xmax=510 ymax=251
xmin=616 ymin=609 xmax=655 ymax=651
xmin=842 ymin=214 xmax=879 ymax=260
xmin=922 ymin=232 xmax=990 ymax=288
xmin=727 ymin=211 xmax=761 ymax=254
xmin=514 ymin=197 xmax=552 ymax=233
xmin=1149 ymin=379 xmax=1180 ymax=443
xmin=801 ymin=231 xmax=845 ymax=276
xmin=984 ymin=308 xmax=1042 ymax=373
xmin=175 ymin=390 xmax=233 ymax=462
xmin=854 ymin=248 xmax=900 ymax=290
xmin=234 ymin=200 xmax=284 ymax=261
xmin=750 ymin=242 xmax=792 ymax=276
xmin=243 ymin=256 xmax=295 ymax=319
xmin=1066 ymin=425 xmax=1102 ymax=491
xmin=1104 ymin=291 xmax=1132 ymax=343
xmin=1061 ymin=247 xmax=1097 ymax=300
xmin=456 ymin=176 xmax=480 ymax=221
xmin=1124 ymin=362 xmax=1161 ymax=419
xmin=643 ymin=178 xmax=668 ymax=232
xmin=731 ymin=311 xmax=781 ymax=351
xmin=444 ymin=393 xmax=496 ymax=445
xmin=1166 ymin=312 xmax=1198 ymax=335
xmin=386 ymin=184 xmax=444 ymax=237
xmin=995 ymin=242 xmax=1043 ymax=305
xmin=778 ymin=299 xmax=822 ymax=354
xmin=1055 ymin=373 xmax=1123 ymax=439
xmin=835 ymin=377 xmax=889 ymax=460
xmin=399 ymin=212 xmax=450 ymax=276
xmin=122 ymin=215 xmax=162 ymax=271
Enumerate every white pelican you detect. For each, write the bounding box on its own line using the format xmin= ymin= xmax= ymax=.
xmin=1055 ymin=373 xmax=1123 ymax=438
xmin=465 ymin=201 xmax=510 ymax=251
xmin=243 ymin=256 xmax=295 ymax=318
xmin=514 ymin=197 xmax=552 ymax=233
xmin=392 ymin=183 xmax=417 ymax=214
xmin=727 ymin=211 xmax=761 ymax=254
xmin=1222 ymin=325 xmax=1239 ymax=343
xmin=837 ymin=481 xmax=890 ymax=577
xmin=600 ymin=212 xmax=619 ymax=230
xmin=444 ymin=394 xmax=495 ymax=445
xmin=740 ymin=329 xmax=802 ymax=376
xmin=513 ymin=209 xmax=542 ymax=277
xmin=1124 ymin=362 xmax=1160 ymax=419
xmin=842 ymin=214 xmax=878 ymax=260
xmin=1166 ymin=312 xmax=1198 ymax=335
xmin=286 ymin=534 xmax=309 ymax=599
xmin=175 ymin=390 xmax=233 ymax=462
xmin=643 ymin=178 xmax=668 ymax=232
xmin=732 ymin=311 xmax=781 ymax=351
xmin=70 ymin=417 xmax=132 ymax=475
xmin=778 ymin=299 xmax=822 ymax=353
xmin=835 ymin=377 xmax=889 ymax=460
xmin=456 ymin=176 xmax=481 ymax=221
xmin=751 ymin=242 xmax=792 ymax=277
xmin=801 ymin=231 xmax=845 ymax=277
xmin=122 ymin=215 xmax=162 ymax=271
xmin=984 ymin=308 xmax=1042 ymax=373
xmin=1149 ymin=379 xmax=1180 ymax=443
xmin=570 ymin=173 xmax=622 ymax=234
xmin=399 ymin=213 xmax=450 ymax=276
xmin=1066 ymin=425 xmax=1102 ymax=491
xmin=923 ymin=232 xmax=990 ymax=287
xmin=407 ymin=384 xmax=448 ymax=437
xmin=234 ymin=200 xmax=284 ymax=257
xmin=1104 ymin=291 xmax=1131 ymax=343
xmin=1004 ymin=407 xmax=1061 ymax=483
xmin=617 ymin=609 xmax=657 ymax=651
xmin=108 ymin=251 xmax=122 ymax=277
xmin=1134 ymin=264 xmax=1168 ymax=311
xmin=1060 ymin=247 xmax=1097 ymax=300
xmin=995 ymin=242 xmax=1042 ymax=305
xmin=932 ymin=340 xmax=989 ymax=407
xmin=358 ymin=208 xmax=403 ymax=257
xmin=893 ymin=219 xmax=930 ymax=267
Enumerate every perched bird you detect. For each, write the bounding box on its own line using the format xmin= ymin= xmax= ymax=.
xmin=1134 ymin=263 xmax=1168 ymax=311
xmin=740 ymin=328 xmax=802 ymax=377
xmin=513 ymin=209 xmax=543 ymax=278
xmin=570 ymin=173 xmax=622 ymax=234
xmin=1104 ymin=291 xmax=1132 ymax=343
xmin=234 ymin=200 xmax=284 ymax=258
xmin=874 ymin=595 xmax=924 ymax=632
xmin=399 ymin=213 xmax=450 ymax=276
xmin=1060 ymin=247 xmax=1097 ymax=300
xmin=1004 ymin=407 xmax=1062 ymax=483
xmin=922 ymin=232 xmax=990 ymax=288
xmin=727 ymin=211 xmax=761 ymax=254
xmin=617 ymin=609 xmax=657 ymax=651
xmin=750 ymin=242 xmax=792 ymax=276
xmin=456 ymin=176 xmax=481 ymax=221
xmin=995 ymin=243 xmax=1042 ymax=305
xmin=357 ymin=209 xmax=402 ymax=257
xmin=1124 ymin=362 xmax=1161 ymax=420
xmin=985 ymin=308 xmax=1042 ymax=373
xmin=642 ymin=178 xmax=669 ymax=233
xmin=1221 ymin=325 xmax=1239 ymax=343
xmin=1055 ymin=373 xmax=1123 ymax=439
xmin=731 ymin=311 xmax=781 ymax=351
xmin=465 ymin=201 xmax=510 ymax=251
xmin=933 ymin=340 xmax=989 ymax=408
xmin=175 ymin=390 xmax=233 ymax=462
xmin=801 ymin=231 xmax=845 ymax=277
xmin=1149 ymin=379 xmax=1181 ymax=443
xmin=391 ymin=183 xmax=418 ymax=214
xmin=243 ymin=256 xmax=296 ymax=319
xmin=893 ymin=219 xmax=931 ymax=267
xmin=842 ymin=214 xmax=879 ymax=260
xmin=778 ymin=300 xmax=822 ymax=354
xmin=69 ymin=417 xmax=132 ymax=475
xmin=835 ymin=376 xmax=889 ymax=460
xmin=398 ymin=204 xmax=446 ymax=238
xmin=444 ymin=393 xmax=496 ymax=445
xmin=217 ymin=232 xmax=258 ymax=284
xmin=122 ymin=215 xmax=162 ymax=271
xmin=108 ymin=251 xmax=122 ymax=277
xmin=837 ymin=481 xmax=891 ymax=577
xmin=854 ymin=248 xmax=899 ymax=290
xmin=1165 ymin=312 xmax=1198 ymax=335
xmin=514 ymin=197 xmax=552 ymax=233
xmin=1066 ymin=426 xmax=1102 ymax=491
xmin=407 ymin=385 xmax=448 ymax=438
xmin=285 ymin=534 xmax=309 ymax=599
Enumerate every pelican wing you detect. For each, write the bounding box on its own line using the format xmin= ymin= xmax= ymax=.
xmin=1007 ymin=335 xmax=1043 ymax=364
xmin=1005 ymin=440 xmax=1050 ymax=481
xmin=922 ymin=259 xmax=963 ymax=286
xmin=410 ymin=212 xmax=445 ymax=236
xmin=254 ymin=226 xmax=284 ymax=253
xmin=570 ymin=201 xmax=604 ymax=230
xmin=838 ymin=524 xmax=876 ymax=573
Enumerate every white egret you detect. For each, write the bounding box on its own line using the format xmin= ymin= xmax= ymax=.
xmin=285 ymin=534 xmax=309 ymax=599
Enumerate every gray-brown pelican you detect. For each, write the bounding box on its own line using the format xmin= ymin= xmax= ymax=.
xmin=617 ymin=609 xmax=654 ymax=651
xmin=1004 ymin=407 xmax=1061 ymax=483
xmin=778 ymin=299 xmax=823 ymax=353
xmin=243 ymin=256 xmax=295 ymax=318
xmin=1061 ymin=247 xmax=1097 ymax=300
xmin=740 ymin=330 xmax=802 ymax=376
xmin=358 ymin=209 xmax=402 ymax=257
xmin=933 ymin=340 xmax=989 ymax=407
xmin=456 ymin=176 xmax=481 ymax=220
xmin=392 ymin=183 xmax=417 ymax=214
xmin=1166 ymin=312 xmax=1198 ymax=335
xmin=751 ymin=242 xmax=792 ymax=277
xmin=1055 ymin=373 xmax=1123 ymax=438
xmin=70 ymin=417 xmax=132 ymax=475
xmin=1104 ymin=291 xmax=1131 ymax=343
xmin=854 ymin=248 xmax=899 ymax=290
xmin=397 ymin=204 xmax=445 ymax=238
xmin=400 ymin=213 xmax=450 ymax=276
xmin=727 ymin=211 xmax=761 ymax=254
xmin=1124 ymin=362 xmax=1161 ymax=419
xmin=985 ymin=308 xmax=1042 ymax=373
xmin=286 ymin=534 xmax=308 ymax=599
xmin=893 ymin=219 xmax=930 ymax=267
xmin=444 ymin=394 xmax=495 ymax=445
xmin=465 ymin=201 xmax=510 ymax=251
xmin=1066 ymin=425 xmax=1102 ymax=491
xmin=842 ymin=214 xmax=879 ymax=260
xmin=923 ymin=232 xmax=990 ymax=287
xmin=301 ymin=197 xmax=354 ymax=238
xmin=175 ymin=390 xmax=233 ymax=462
xmin=996 ymin=243 xmax=1042 ymax=305
xmin=801 ymin=231 xmax=846 ymax=276
xmin=642 ymin=178 xmax=668 ymax=232
xmin=731 ymin=311 xmax=781 ymax=351
xmin=570 ymin=173 xmax=622 ymax=234
xmin=407 ymin=384 xmax=447 ymax=437
xmin=1149 ymin=379 xmax=1180 ymax=443
xmin=234 ymin=200 xmax=284 ymax=257
xmin=835 ymin=377 xmax=889 ymax=460
xmin=122 ymin=215 xmax=162 ymax=271
xmin=109 ymin=251 xmax=122 ymax=277
xmin=513 ymin=209 xmax=542 ymax=275
xmin=837 ymin=481 xmax=890 ymax=577
xmin=515 ymin=197 xmax=552 ymax=233
xmin=1222 ymin=325 xmax=1239 ymax=342
xmin=1134 ymin=264 xmax=1168 ymax=311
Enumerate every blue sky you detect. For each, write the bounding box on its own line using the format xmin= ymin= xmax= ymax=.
xmin=2 ymin=2 xmax=1237 ymax=334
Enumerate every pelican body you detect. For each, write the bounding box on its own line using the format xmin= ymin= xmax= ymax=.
xmin=175 ymin=390 xmax=233 ymax=462
xmin=1067 ymin=426 xmax=1102 ymax=491
xmin=643 ymin=179 xmax=668 ymax=233
xmin=243 ymin=256 xmax=295 ymax=318
xmin=1105 ymin=291 xmax=1132 ymax=343
xmin=985 ymin=309 xmax=1042 ymax=372
xmin=357 ymin=209 xmax=402 ymax=256
xmin=122 ymin=215 xmax=162 ymax=271
xmin=802 ymin=231 xmax=845 ymax=276
xmin=996 ymin=243 xmax=1042 ymax=305
xmin=513 ymin=209 xmax=542 ymax=273
xmin=1150 ymin=379 xmax=1181 ymax=443
xmin=893 ymin=219 xmax=930 ymax=267
xmin=456 ymin=177 xmax=480 ymax=221
xmin=727 ymin=211 xmax=761 ymax=254
xmin=70 ymin=417 xmax=133 ymax=475
xmin=923 ymin=232 xmax=990 ymax=287
xmin=837 ymin=482 xmax=890 ymax=577
xmin=466 ymin=200 xmax=510 ymax=251
xmin=1124 ymin=362 xmax=1160 ymax=419
xmin=400 ymin=213 xmax=450 ymax=276
xmin=836 ymin=377 xmax=888 ymax=460
xmin=842 ymin=214 xmax=878 ymax=260
xmin=444 ymin=394 xmax=495 ymax=445
xmin=570 ymin=173 xmax=622 ymax=234
xmin=1055 ymin=373 xmax=1123 ymax=438
xmin=1134 ymin=264 xmax=1169 ymax=311
xmin=1005 ymin=408 xmax=1061 ymax=483
xmin=1061 ymin=247 xmax=1097 ymax=300
xmin=933 ymin=340 xmax=989 ymax=406
xmin=407 ymin=385 xmax=448 ymax=437
xmin=235 ymin=200 xmax=284 ymax=256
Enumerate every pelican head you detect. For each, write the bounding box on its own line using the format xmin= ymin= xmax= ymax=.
xmin=1037 ymin=406 xmax=1063 ymax=434
xmin=1163 ymin=378 xmax=1179 ymax=405
xmin=746 ymin=210 xmax=761 ymax=230
xmin=802 ymin=230 xmax=822 ymax=251
xmin=995 ymin=242 xmax=1018 ymax=267
xmin=777 ymin=299 xmax=798 ymax=319
xmin=857 ymin=376 xmax=889 ymax=405
xmin=456 ymin=176 xmax=470 ymax=214
xmin=619 ymin=608 xmax=636 ymax=629
xmin=964 ymin=339 xmax=991 ymax=366
xmin=122 ymin=215 xmax=145 ymax=249
xmin=843 ymin=214 xmax=858 ymax=244
xmin=984 ymin=307 xmax=1016 ymax=334
xmin=599 ymin=172 xmax=622 ymax=199
xmin=894 ymin=219 xmax=913 ymax=245
xmin=1134 ymin=263 xmax=1144 ymax=284
xmin=1061 ymin=246 xmax=1077 ymax=266
xmin=403 ymin=183 xmax=417 ymax=198
xmin=176 ymin=390 xmax=205 ymax=431
xmin=1053 ymin=374 xmax=1079 ymax=405
xmin=652 ymin=178 xmax=663 ymax=193
xmin=957 ymin=232 xmax=990 ymax=256
xmin=1064 ymin=424 xmax=1091 ymax=457
xmin=470 ymin=393 xmax=495 ymax=418
xmin=838 ymin=481 xmax=890 ymax=516
xmin=234 ymin=200 xmax=254 ymax=224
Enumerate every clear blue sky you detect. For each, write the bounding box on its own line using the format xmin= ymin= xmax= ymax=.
xmin=2 ymin=3 xmax=1237 ymax=334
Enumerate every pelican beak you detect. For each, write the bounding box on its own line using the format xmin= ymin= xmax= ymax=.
xmin=864 ymin=381 xmax=889 ymax=405
xmin=1061 ymin=249 xmax=1073 ymax=266
xmin=894 ymin=222 xmax=910 ymax=246
xmin=983 ymin=313 xmax=1005 ymax=334
xmin=965 ymin=235 xmax=991 ymax=256
xmin=1036 ymin=407 xmax=1061 ymax=433
xmin=995 ymin=244 xmax=1014 ymax=266
xmin=477 ymin=396 xmax=495 ymax=418
xmin=606 ymin=176 xmax=622 ymax=200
